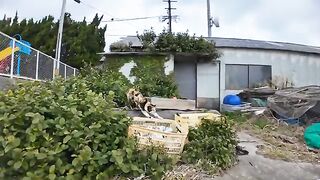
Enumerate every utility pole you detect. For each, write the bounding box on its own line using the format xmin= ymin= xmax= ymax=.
xmin=207 ymin=0 xmax=212 ymax=37
xmin=55 ymin=0 xmax=67 ymax=74
xmin=207 ymin=0 xmax=219 ymax=37
xmin=163 ymin=0 xmax=177 ymax=33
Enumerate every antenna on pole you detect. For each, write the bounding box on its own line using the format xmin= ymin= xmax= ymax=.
xmin=207 ymin=0 xmax=219 ymax=37
xmin=162 ymin=0 xmax=177 ymax=33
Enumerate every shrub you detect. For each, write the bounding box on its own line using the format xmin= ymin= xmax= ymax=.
xmin=129 ymin=56 xmax=179 ymax=98
xmin=138 ymin=29 xmax=221 ymax=59
xmin=80 ymin=66 xmax=131 ymax=107
xmin=0 ymin=78 xmax=173 ymax=179
xmin=109 ymin=42 xmax=132 ymax=52
xmin=182 ymin=118 xmax=237 ymax=174
xmin=79 ymin=56 xmax=179 ymax=107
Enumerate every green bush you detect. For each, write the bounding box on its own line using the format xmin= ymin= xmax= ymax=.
xmin=79 ymin=56 xmax=179 ymax=107
xmin=80 ymin=66 xmax=131 ymax=107
xmin=130 ymin=56 xmax=179 ymax=98
xmin=0 ymin=78 xmax=172 ymax=179
xmin=182 ymin=118 xmax=237 ymax=173
xmin=137 ymin=29 xmax=221 ymax=60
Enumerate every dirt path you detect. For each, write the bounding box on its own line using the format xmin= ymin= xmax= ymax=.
xmin=213 ymin=132 xmax=320 ymax=180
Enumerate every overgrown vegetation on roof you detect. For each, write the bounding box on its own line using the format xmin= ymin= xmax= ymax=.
xmin=110 ymin=29 xmax=221 ymax=59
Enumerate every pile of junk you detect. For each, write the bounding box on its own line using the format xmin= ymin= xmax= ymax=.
xmin=222 ymin=85 xmax=320 ymax=151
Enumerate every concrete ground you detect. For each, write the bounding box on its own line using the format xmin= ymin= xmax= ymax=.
xmin=214 ymin=132 xmax=320 ymax=180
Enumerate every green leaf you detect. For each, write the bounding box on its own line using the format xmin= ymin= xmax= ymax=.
xmin=151 ymin=153 xmax=158 ymax=161
xmin=32 ymin=117 xmax=40 ymax=124
xmin=25 ymin=112 xmax=35 ymax=117
xmin=49 ymin=165 xmax=55 ymax=174
xmin=56 ymin=158 xmax=63 ymax=168
xmin=36 ymin=153 xmax=46 ymax=160
xmin=59 ymin=118 xmax=66 ymax=125
xmin=29 ymin=134 xmax=36 ymax=142
xmin=88 ymin=165 xmax=94 ymax=173
xmin=48 ymin=174 xmax=56 ymax=180
xmin=63 ymin=135 xmax=72 ymax=144
xmin=11 ymin=138 xmax=21 ymax=148
xmin=73 ymin=130 xmax=83 ymax=137
xmin=13 ymin=161 xmax=22 ymax=169
xmin=120 ymin=164 xmax=130 ymax=173
xmin=79 ymin=146 xmax=92 ymax=161
xmin=130 ymin=164 xmax=139 ymax=171
xmin=72 ymin=158 xmax=79 ymax=166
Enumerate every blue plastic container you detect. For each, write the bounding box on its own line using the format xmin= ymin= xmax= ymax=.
xmin=223 ymin=95 xmax=241 ymax=105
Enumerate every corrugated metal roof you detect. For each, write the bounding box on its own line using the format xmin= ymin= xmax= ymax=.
xmin=206 ymin=37 xmax=320 ymax=55
xmin=115 ymin=36 xmax=320 ymax=55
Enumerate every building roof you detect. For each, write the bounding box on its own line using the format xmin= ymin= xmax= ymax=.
xmin=114 ymin=36 xmax=320 ymax=55
xmin=206 ymin=37 xmax=320 ymax=55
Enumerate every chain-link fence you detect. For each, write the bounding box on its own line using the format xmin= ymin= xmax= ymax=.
xmin=0 ymin=31 xmax=77 ymax=81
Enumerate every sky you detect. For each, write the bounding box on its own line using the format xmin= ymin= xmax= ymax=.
xmin=0 ymin=0 xmax=319 ymax=52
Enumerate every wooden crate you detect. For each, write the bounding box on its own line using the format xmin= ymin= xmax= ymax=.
xmin=128 ymin=117 xmax=188 ymax=154
xmin=174 ymin=112 xmax=221 ymax=128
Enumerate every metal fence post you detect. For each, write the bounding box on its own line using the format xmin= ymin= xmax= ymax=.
xmin=73 ymin=68 xmax=76 ymax=76
xmin=10 ymin=40 xmax=15 ymax=78
xmin=64 ymin=64 xmax=67 ymax=79
xmin=36 ymin=51 xmax=39 ymax=80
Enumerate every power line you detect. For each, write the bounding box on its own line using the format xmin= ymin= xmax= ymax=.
xmin=74 ymin=0 xmax=113 ymax=18
xmin=102 ymin=16 xmax=161 ymax=22
xmin=73 ymin=0 xmax=139 ymax=29
xmin=106 ymin=34 xmax=136 ymax=36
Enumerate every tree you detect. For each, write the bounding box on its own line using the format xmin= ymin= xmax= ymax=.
xmin=0 ymin=13 xmax=106 ymax=68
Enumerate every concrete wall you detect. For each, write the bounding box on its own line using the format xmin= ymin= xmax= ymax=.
xmin=0 ymin=76 xmax=22 ymax=91
xmin=196 ymin=61 xmax=220 ymax=109
xmin=114 ymin=55 xmax=174 ymax=82
xmin=218 ymin=48 xmax=320 ymax=103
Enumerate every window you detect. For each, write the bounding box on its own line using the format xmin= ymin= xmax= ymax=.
xmin=225 ymin=64 xmax=271 ymax=90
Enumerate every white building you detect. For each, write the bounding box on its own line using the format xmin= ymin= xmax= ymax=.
xmin=102 ymin=37 xmax=320 ymax=109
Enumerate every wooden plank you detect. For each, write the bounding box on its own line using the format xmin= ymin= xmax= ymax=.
xmin=150 ymin=97 xmax=196 ymax=110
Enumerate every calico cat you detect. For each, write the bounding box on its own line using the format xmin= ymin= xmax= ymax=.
xmin=126 ymin=88 xmax=162 ymax=119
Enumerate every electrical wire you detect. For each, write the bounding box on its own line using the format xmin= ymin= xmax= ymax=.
xmin=75 ymin=0 xmax=114 ymax=18
xmin=74 ymin=0 xmax=140 ymax=29
xmin=106 ymin=34 xmax=136 ymax=37
xmin=102 ymin=16 xmax=161 ymax=22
